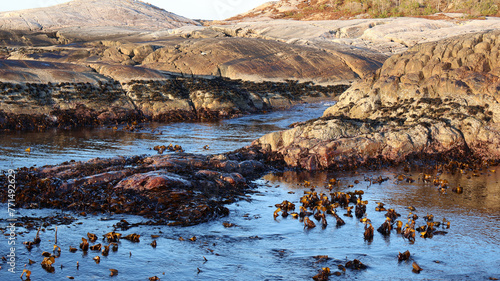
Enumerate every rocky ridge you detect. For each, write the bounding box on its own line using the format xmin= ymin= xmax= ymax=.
xmin=233 ymin=0 xmax=500 ymax=20
xmin=0 ymin=0 xmax=198 ymax=31
xmin=6 ymin=16 xmax=499 ymax=87
xmin=207 ymin=17 xmax=500 ymax=56
xmin=3 ymin=28 xmax=385 ymax=84
xmin=0 ymin=66 xmax=347 ymax=130
xmin=253 ymin=30 xmax=500 ymax=170
xmin=140 ymin=37 xmax=370 ymax=84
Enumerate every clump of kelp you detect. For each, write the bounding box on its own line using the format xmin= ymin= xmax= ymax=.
xmin=0 ymin=147 xmax=268 ymax=227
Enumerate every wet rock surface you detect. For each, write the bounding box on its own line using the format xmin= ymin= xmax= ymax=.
xmin=253 ymin=30 xmax=500 ymax=170
xmin=0 ymin=149 xmax=268 ymax=226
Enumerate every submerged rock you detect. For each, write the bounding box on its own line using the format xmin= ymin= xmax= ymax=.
xmin=253 ymin=30 xmax=500 ymax=170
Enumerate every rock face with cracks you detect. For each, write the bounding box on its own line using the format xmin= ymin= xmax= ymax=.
xmin=141 ymin=37 xmax=380 ymax=84
xmin=253 ymin=30 xmax=500 ymax=170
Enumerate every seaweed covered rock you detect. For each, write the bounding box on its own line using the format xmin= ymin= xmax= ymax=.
xmin=123 ymin=78 xmax=347 ymax=122
xmin=0 ymin=68 xmax=347 ymax=130
xmin=0 ymin=151 xmax=267 ymax=226
xmin=253 ymin=30 xmax=500 ymax=170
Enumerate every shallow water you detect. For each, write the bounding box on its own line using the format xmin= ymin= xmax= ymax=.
xmin=0 ymin=102 xmax=333 ymax=171
xmin=1 ymin=102 xmax=499 ymax=280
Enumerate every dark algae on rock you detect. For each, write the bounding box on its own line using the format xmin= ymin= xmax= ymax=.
xmin=253 ymin=30 xmax=500 ymax=170
xmin=0 ymin=148 xmax=269 ymax=226
xmin=0 ymin=75 xmax=347 ymax=131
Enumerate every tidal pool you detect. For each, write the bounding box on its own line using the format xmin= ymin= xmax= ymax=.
xmin=1 ymin=168 xmax=499 ymax=280
xmin=0 ymin=102 xmax=499 ymax=280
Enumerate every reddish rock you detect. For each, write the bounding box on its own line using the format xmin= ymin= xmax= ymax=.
xmin=1 ymin=152 xmax=268 ymax=226
xmin=115 ymin=171 xmax=192 ymax=191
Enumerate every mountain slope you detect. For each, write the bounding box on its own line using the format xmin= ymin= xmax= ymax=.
xmin=0 ymin=0 xmax=199 ymax=31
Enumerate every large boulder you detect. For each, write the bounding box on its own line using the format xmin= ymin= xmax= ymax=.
xmin=329 ymin=30 xmax=500 ymax=120
xmin=142 ymin=37 xmax=379 ymax=85
xmin=253 ymin=30 xmax=500 ymax=170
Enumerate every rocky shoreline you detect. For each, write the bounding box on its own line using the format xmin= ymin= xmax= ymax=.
xmin=1 ymin=2 xmax=500 ymax=280
xmin=1 ymin=0 xmax=499 ymax=229
xmin=252 ymin=29 xmax=500 ymax=170
xmin=0 ymin=76 xmax=348 ymax=131
xmin=2 ymin=129 xmax=497 ymax=228
xmin=3 ymin=30 xmax=500 ymax=226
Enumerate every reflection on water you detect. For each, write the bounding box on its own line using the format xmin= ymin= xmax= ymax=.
xmin=1 ymin=101 xmax=499 ymax=280
xmin=0 ymin=102 xmax=334 ymax=170
xmin=265 ymin=168 xmax=500 ymax=213
xmin=1 ymin=168 xmax=498 ymax=280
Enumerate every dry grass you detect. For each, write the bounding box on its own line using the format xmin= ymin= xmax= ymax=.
xmin=230 ymin=0 xmax=500 ymax=21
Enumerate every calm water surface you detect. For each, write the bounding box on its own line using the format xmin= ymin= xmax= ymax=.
xmin=0 ymin=102 xmax=334 ymax=171
xmin=1 ymin=102 xmax=499 ymax=280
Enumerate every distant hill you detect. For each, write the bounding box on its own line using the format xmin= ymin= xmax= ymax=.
xmin=0 ymin=0 xmax=199 ymax=31
xmin=231 ymin=0 xmax=499 ymax=21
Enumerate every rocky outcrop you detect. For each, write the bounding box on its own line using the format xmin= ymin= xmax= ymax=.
xmin=141 ymin=37 xmax=374 ymax=84
xmin=122 ymin=78 xmax=347 ymax=121
xmin=3 ymin=34 xmax=385 ymax=85
xmin=329 ymin=30 xmax=500 ymax=116
xmin=207 ymin=17 xmax=500 ymax=56
xmin=252 ymin=30 xmax=500 ymax=170
xmin=232 ymin=0 xmax=500 ymax=21
xmin=0 ymin=60 xmax=139 ymax=130
xmin=0 ymin=60 xmax=107 ymax=84
xmin=0 ymin=60 xmax=348 ymax=130
xmin=0 ymin=150 xmax=267 ymax=226
xmin=0 ymin=30 xmax=68 ymax=46
xmin=0 ymin=0 xmax=198 ymax=31
xmin=88 ymin=63 xmax=168 ymax=81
